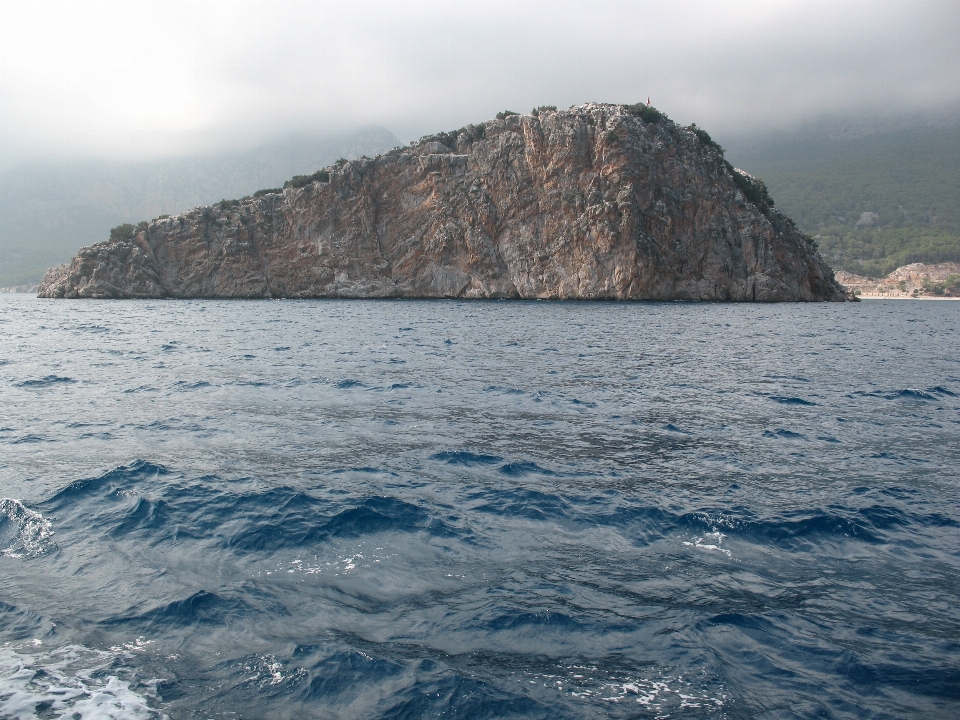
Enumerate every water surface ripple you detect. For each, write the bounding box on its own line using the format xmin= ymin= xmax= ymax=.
xmin=1 ymin=297 xmax=958 ymax=719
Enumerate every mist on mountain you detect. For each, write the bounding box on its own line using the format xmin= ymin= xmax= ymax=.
xmin=0 ymin=128 xmax=398 ymax=287
xmin=723 ymin=111 xmax=960 ymax=277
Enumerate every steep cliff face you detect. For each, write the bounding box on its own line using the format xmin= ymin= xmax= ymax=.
xmin=39 ymin=104 xmax=850 ymax=301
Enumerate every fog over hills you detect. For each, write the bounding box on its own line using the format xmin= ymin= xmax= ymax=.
xmin=1 ymin=1 xmax=956 ymax=287
xmin=723 ymin=112 xmax=960 ymax=277
xmin=6 ymin=108 xmax=960 ymax=287
xmin=0 ymin=128 xmax=398 ymax=287
xmin=5 ymin=102 xmax=960 ymax=289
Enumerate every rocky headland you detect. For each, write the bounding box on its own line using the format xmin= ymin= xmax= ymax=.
xmin=0 ymin=284 xmax=39 ymax=294
xmin=39 ymin=103 xmax=850 ymax=301
xmin=836 ymin=263 xmax=960 ymax=299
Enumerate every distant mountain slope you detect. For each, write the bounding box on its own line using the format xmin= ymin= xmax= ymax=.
xmin=0 ymin=128 xmax=399 ymax=286
xmin=726 ymin=123 xmax=960 ymax=277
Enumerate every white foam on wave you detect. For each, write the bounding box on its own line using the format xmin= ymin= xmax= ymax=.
xmin=238 ymin=654 xmax=306 ymax=688
xmin=683 ymin=531 xmax=732 ymax=557
xmin=0 ymin=643 xmax=167 ymax=719
xmin=258 ymin=545 xmax=395 ymax=580
xmin=0 ymin=499 xmax=56 ymax=559
xmin=517 ymin=663 xmax=727 ymax=713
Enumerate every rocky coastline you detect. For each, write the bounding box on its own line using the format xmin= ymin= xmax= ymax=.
xmin=0 ymin=284 xmax=39 ymax=294
xmin=39 ymin=104 xmax=850 ymax=302
xmin=836 ymin=263 xmax=960 ymax=299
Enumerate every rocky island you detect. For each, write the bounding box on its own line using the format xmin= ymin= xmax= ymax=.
xmin=38 ymin=103 xmax=850 ymax=301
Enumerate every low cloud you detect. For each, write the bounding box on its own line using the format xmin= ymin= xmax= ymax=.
xmin=1 ymin=0 xmax=957 ymax=168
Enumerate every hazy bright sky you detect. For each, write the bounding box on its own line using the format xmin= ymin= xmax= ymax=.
xmin=1 ymin=0 xmax=957 ymax=167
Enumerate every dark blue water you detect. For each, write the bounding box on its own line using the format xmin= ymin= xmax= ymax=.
xmin=1 ymin=296 xmax=958 ymax=719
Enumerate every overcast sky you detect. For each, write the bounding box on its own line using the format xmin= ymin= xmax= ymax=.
xmin=1 ymin=0 xmax=958 ymax=169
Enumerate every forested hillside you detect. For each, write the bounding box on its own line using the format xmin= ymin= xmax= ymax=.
xmin=727 ymin=123 xmax=960 ymax=277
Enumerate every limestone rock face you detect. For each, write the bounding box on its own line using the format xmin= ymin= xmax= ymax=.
xmin=39 ymin=104 xmax=849 ymax=301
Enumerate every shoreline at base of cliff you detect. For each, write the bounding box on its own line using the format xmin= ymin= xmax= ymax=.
xmin=855 ymin=295 xmax=960 ymax=300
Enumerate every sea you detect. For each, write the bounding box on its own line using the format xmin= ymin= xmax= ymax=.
xmin=1 ymin=295 xmax=958 ymax=719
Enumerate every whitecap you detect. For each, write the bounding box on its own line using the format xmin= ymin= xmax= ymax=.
xmin=0 ymin=499 xmax=56 ymax=559
xmin=237 ymin=654 xmax=306 ymax=689
xmin=0 ymin=643 xmax=166 ymax=719
xmin=683 ymin=531 xmax=732 ymax=557
xmin=520 ymin=664 xmax=727 ymax=713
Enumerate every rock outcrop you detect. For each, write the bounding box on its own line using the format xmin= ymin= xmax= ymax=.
xmin=836 ymin=262 xmax=960 ymax=298
xmin=39 ymin=104 xmax=850 ymax=301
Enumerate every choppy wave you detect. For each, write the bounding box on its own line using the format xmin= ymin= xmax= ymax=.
xmin=2 ymin=297 xmax=959 ymax=718
xmin=852 ymin=385 xmax=957 ymax=402
xmin=14 ymin=375 xmax=75 ymax=388
xmin=31 ymin=459 xmax=960 ymax=565
xmin=39 ymin=461 xmax=461 ymax=554
xmin=0 ymin=499 xmax=56 ymax=558
xmin=0 ymin=643 xmax=166 ymax=720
